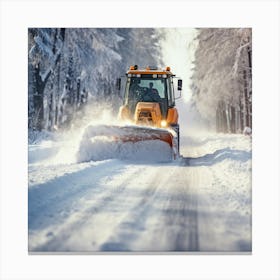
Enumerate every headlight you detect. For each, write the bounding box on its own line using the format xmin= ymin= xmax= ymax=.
xmin=161 ymin=120 xmax=167 ymax=127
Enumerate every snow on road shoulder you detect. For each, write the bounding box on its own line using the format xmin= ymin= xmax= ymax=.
xmin=180 ymin=132 xmax=252 ymax=251
xmin=181 ymin=130 xmax=251 ymax=158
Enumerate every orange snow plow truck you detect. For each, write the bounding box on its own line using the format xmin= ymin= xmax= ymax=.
xmin=116 ymin=65 xmax=182 ymax=158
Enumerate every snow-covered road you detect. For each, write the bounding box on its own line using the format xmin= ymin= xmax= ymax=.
xmin=28 ymin=130 xmax=252 ymax=253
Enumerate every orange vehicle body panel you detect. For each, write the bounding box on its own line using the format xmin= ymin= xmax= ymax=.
xmin=166 ymin=108 xmax=179 ymax=125
xmin=134 ymin=102 xmax=162 ymax=127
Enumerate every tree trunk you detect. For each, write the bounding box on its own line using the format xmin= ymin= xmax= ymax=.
xmin=33 ymin=64 xmax=45 ymax=130
xmin=239 ymin=95 xmax=244 ymax=132
xmin=230 ymin=106 xmax=236 ymax=133
xmin=247 ymin=46 xmax=252 ymax=129
xmin=243 ymin=70 xmax=250 ymax=127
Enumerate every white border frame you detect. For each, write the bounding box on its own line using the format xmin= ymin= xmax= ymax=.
xmin=1 ymin=0 xmax=279 ymax=279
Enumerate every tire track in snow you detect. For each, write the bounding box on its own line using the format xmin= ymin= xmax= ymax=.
xmin=153 ymin=166 xmax=200 ymax=252
xmin=99 ymin=166 xmax=169 ymax=251
xmin=98 ymin=163 xmax=201 ymax=252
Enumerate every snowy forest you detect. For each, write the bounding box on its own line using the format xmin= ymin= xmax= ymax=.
xmin=191 ymin=28 xmax=252 ymax=133
xmin=28 ymin=28 xmax=162 ymax=133
xmin=28 ymin=28 xmax=252 ymax=136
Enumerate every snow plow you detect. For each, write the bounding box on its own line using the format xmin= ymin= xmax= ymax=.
xmin=116 ymin=65 xmax=182 ymax=158
xmin=77 ymin=65 xmax=182 ymax=162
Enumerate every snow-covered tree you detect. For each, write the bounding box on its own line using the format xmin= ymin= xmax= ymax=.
xmin=28 ymin=28 xmax=162 ymax=133
xmin=28 ymin=28 xmax=65 ymax=131
xmin=191 ymin=28 xmax=252 ymax=133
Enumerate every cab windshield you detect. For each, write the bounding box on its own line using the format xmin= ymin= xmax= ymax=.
xmin=125 ymin=77 xmax=168 ymax=116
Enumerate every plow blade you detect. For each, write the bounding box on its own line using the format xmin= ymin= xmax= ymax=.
xmin=82 ymin=125 xmax=176 ymax=147
xmin=111 ymin=125 xmax=175 ymax=148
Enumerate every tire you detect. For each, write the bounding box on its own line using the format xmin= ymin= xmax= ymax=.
xmin=171 ymin=124 xmax=180 ymax=157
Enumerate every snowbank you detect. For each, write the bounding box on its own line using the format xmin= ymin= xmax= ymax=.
xmin=76 ymin=125 xmax=173 ymax=163
xmin=28 ymin=129 xmax=58 ymax=145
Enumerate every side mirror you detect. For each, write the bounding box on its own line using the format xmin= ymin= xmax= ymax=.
xmin=116 ymin=78 xmax=121 ymax=91
xmin=177 ymin=79 xmax=182 ymax=91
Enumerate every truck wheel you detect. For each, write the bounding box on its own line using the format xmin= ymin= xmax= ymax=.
xmin=171 ymin=124 xmax=180 ymax=157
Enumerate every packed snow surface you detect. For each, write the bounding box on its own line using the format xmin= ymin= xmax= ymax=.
xmin=28 ymin=123 xmax=252 ymax=252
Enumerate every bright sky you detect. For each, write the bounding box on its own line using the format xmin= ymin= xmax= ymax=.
xmin=160 ymin=28 xmax=198 ymax=103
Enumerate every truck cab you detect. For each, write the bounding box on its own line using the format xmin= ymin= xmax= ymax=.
xmin=118 ymin=65 xmax=182 ymax=129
